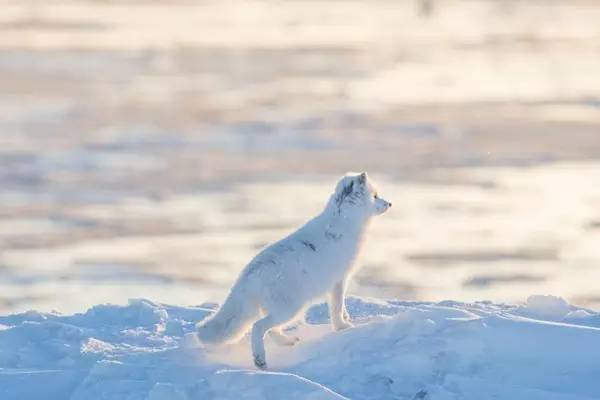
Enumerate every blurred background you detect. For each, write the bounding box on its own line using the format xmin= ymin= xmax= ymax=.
xmin=1 ymin=0 xmax=600 ymax=314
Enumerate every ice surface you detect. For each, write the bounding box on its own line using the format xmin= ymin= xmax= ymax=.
xmin=1 ymin=296 xmax=599 ymax=399
xmin=4 ymin=162 xmax=600 ymax=315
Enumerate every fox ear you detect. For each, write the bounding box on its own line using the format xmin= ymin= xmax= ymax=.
xmin=335 ymin=179 xmax=354 ymax=209
xmin=359 ymin=172 xmax=367 ymax=184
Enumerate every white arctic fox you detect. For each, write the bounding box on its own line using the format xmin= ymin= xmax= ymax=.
xmin=196 ymin=172 xmax=391 ymax=368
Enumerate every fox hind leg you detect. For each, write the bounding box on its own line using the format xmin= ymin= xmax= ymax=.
xmin=251 ymin=309 xmax=299 ymax=369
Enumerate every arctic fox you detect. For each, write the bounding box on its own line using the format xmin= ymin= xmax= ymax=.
xmin=196 ymin=172 xmax=391 ymax=369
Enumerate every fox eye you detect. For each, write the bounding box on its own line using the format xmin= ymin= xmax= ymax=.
xmin=374 ymin=193 xmax=378 ymax=199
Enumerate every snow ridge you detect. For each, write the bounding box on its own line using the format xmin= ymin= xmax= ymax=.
xmin=1 ymin=295 xmax=599 ymax=399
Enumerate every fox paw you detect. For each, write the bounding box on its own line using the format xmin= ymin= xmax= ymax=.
xmin=343 ymin=309 xmax=351 ymax=322
xmin=275 ymin=335 xmax=300 ymax=346
xmin=280 ymin=335 xmax=300 ymax=346
xmin=269 ymin=330 xmax=300 ymax=346
xmin=254 ymin=355 xmax=267 ymax=370
xmin=333 ymin=321 xmax=353 ymax=331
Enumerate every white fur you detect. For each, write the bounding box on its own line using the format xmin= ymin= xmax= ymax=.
xmin=196 ymin=172 xmax=391 ymax=368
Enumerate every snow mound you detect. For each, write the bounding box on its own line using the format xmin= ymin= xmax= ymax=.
xmin=1 ymin=296 xmax=599 ymax=399
xmin=522 ymin=295 xmax=572 ymax=319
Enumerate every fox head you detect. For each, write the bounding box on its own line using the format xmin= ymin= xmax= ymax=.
xmin=332 ymin=172 xmax=392 ymax=217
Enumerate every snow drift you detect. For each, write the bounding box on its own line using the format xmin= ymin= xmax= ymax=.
xmin=1 ymin=295 xmax=599 ymax=400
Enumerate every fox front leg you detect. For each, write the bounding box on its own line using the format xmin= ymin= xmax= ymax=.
xmin=329 ymin=280 xmax=353 ymax=331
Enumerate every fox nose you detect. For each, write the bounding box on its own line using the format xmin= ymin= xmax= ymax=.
xmin=388 ymin=202 xmax=392 ymax=207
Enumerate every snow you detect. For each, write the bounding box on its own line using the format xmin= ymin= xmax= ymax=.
xmin=1 ymin=296 xmax=599 ymax=399
xmin=520 ymin=295 xmax=572 ymax=319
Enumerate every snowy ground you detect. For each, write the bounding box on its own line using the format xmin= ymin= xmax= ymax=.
xmin=1 ymin=295 xmax=599 ymax=400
